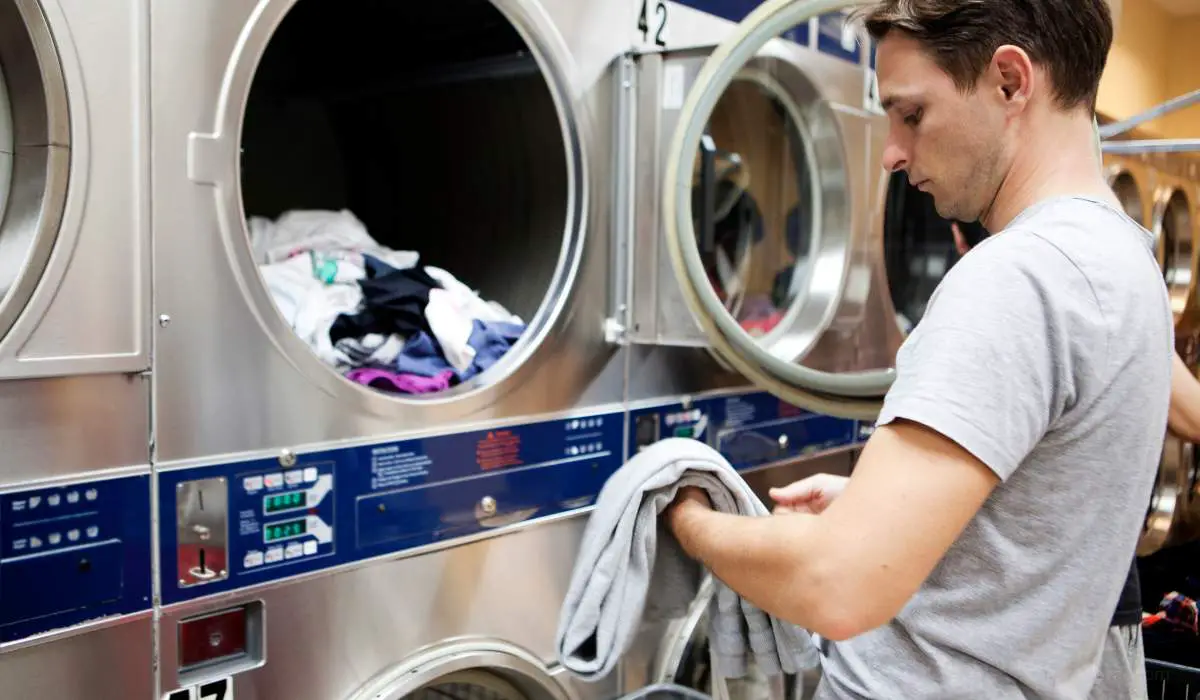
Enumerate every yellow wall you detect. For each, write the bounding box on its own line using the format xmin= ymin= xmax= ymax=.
xmin=1097 ymin=1 xmax=1200 ymax=139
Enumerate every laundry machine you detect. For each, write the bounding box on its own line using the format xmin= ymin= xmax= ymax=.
xmin=1103 ymin=154 xmax=1153 ymax=229
xmin=150 ymin=0 xmax=642 ymax=698
xmin=0 ymin=0 xmax=154 ymax=697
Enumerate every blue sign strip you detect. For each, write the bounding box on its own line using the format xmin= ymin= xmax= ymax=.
xmin=671 ymin=0 xmax=872 ymax=65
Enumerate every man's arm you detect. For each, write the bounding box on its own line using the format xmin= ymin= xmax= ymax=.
xmin=1169 ymin=351 xmax=1200 ymax=442
xmin=668 ymin=418 xmax=998 ymax=641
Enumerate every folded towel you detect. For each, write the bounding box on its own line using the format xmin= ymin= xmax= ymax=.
xmin=555 ymin=437 xmax=820 ymax=682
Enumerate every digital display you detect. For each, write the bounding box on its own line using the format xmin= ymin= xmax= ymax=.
xmin=264 ymin=490 xmax=306 ymax=514
xmin=263 ymin=518 xmax=307 ymax=543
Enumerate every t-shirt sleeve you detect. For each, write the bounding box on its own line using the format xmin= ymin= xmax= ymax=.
xmin=876 ymin=232 xmax=1088 ymax=481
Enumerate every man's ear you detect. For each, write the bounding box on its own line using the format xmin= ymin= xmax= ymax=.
xmin=990 ymin=45 xmax=1035 ymax=110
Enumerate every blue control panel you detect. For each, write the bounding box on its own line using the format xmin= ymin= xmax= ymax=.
xmin=159 ymin=410 xmax=624 ymax=605
xmin=630 ymin=391 xmax=867 ymax=467
xmin=0 ymin=474 xmax=152 ymax=643
xmin=671 ymin=0 xmax=866 ymax=65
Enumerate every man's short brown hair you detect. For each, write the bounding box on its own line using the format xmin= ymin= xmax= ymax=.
xmin=855 ymin=0 xmax=1113 ymax=111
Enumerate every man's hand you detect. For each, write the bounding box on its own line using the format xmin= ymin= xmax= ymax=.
xmin=769 ymin=474 xmax=848 ymax=515
xmin=666 ymin=486 xmax=712 ymax=535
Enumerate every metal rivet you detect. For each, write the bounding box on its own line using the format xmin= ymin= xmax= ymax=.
xmin=158 ymin=314 xmax=171 ymax=328
xmin=480 ymin=496 xmax=497 ymax=516
xmin=279 ymin=450 xmax=296 ymax=467
xmin=778 ymin=435 xmax=789 ymax=449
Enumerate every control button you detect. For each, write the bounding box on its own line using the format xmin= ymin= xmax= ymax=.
xmin=597 ymin=417 xmax=604 ymax=426
xmin=27 ymin=496 xmax=41 ymax=509
xmin=303 ymin=467 xmax=318 ymax=483
xmin=264 ymin=547 xmax=284 ymax=564
xmin=47 ymin=494 xmax=60 ymax=507
xmin=243 ymin=476 xmax=264 ymax=492
xmin=13 ymin=539 xmax=26 ymax=551
xmin=11 ymin=500 xmax=25 ymax=512
xmin=284 ymin=542 xmax=303 ymax=560
xmin=284 ymin=470 xmax=303 ymax=487
xmin=48 ymin=533 xmax=62 ymax=545
xmin=302 ymin=540 xmax=318 ymax=556
xmin=66 ymin=491 xmax=79 ymax=504
xmin=85 ymin=489 xmax=98 ymax=502
xmin=86 ymin=526 xmax=99 ymax=539
xmin=243 ymin=551 xmax=264 ymax=568
xmin=263 ymin=473 xmax=284 ymax=489
xmin=29 ymin=536 xmax=42 ymax=549
xmin=66 ymin=529 xmax=80 ymax=542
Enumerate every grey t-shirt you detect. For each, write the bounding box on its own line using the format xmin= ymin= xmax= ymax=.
xmin=815 ymin=196 xmax=1173 ymax=699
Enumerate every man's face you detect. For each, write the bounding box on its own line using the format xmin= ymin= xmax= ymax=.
xmin=875 ymin=32 xmax=1009 ymax=222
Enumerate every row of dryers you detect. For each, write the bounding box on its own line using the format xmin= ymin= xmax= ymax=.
xmin=0 ymin=0 xmax=1189 ymax=699
xmin=1104 ymin=153 xmax=1200 ymax=558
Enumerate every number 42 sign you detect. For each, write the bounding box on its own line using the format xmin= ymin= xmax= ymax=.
xmin=164 ymin=677 xmax=233 ymax=700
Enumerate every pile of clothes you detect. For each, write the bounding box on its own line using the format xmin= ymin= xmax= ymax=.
xmin=249 ymin=209 xmax=525 ymax=395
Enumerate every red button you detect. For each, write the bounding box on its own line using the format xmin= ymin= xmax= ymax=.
xmin=178 ymin=606 xmax=248 ymax=669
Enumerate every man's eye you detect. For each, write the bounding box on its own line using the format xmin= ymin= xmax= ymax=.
xmin=904 ymin=109 xmax=923 ymax=127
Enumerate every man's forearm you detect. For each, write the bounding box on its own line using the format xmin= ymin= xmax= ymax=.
xmin=1169 ymin=352 xmax=1200 ymax=442
xmin=668 ymin=500 xmax=860 ymax=640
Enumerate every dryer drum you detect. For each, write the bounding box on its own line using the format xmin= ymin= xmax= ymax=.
xmin=0 ymin=0 xmax=71 ymax=344
xmin=238 ymin=0 xmax=575 ymax=399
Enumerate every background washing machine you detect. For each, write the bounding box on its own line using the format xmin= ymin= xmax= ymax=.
xmin=1104 ymin=153 xmax=1153 ymax=229
xmin=150 ymin=0 xmax=640 ymax=698
xmin=0 ymin=0 xmax=153 ymax=697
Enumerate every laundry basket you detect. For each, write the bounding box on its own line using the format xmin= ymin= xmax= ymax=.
xmin=1146 ymin=659 xmax=1200 ymax=699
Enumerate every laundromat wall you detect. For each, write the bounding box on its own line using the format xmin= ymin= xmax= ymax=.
xmin=2 ymin=0 xmax=1196 ymax=698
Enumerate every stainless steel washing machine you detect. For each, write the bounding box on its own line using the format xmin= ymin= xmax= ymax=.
xmin=605 ymin=0 xmax=918 ymax=695
xmin=150 ymin=0 xmax=633 ymax=698
xmin=0 ymin=0 xmax=153 ymax=697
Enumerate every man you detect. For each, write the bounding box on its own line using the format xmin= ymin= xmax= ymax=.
xmin=665 ymin=1 xmax=1173 ymax=697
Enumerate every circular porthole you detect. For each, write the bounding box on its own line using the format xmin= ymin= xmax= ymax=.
xmin=348 ymin=640 xmax=570 ymax=700
xmin=882 ymin=172 xmax=983 ymax=335
xmin=691 ymin=74 xmax=818 ymax=343
xmin=1154 ymin=188 xmax=1193 ymax=317
xmin=0 ymin=0 xmax=70 ymax=343
xmin=237 ymin=0 xmax=583 ymax=401
xmin=1107 ymin=170 xmax=1145 ymax=226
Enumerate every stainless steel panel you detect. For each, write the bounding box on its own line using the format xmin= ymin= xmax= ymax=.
xmin=0 ymin=373 xmax=149 ymax=488
xmin=0 ymin=0 xmax=149 ymax=376
xmin=0 ymin=616 xmax=154 ymax=699
xmin=158 ymin=514 xmax=619 ymax=700
xmin=150 ymin=0 xmax=628 ymax=463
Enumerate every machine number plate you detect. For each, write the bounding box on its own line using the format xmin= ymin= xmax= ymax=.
xmin=638 ymin=0 xmax=668 ymax=47
xmin=164 ymin=678 xmax=233 ymax=700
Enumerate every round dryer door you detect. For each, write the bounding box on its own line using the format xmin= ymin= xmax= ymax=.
xmin=0 ymin=0 xmax=70 ymax=343
xmin=652 ymin=579 xmax=820 ymax=700
xmin=1105 ymin=166 xmax=1147 ymax=227
xmin=663 ymin=0 xmax=893 ymax=421
xmin=347 ymin=641 xmax=570 ymax=700
xmin=203 ymin=0 xmax=586 ymax=405
xmin=1153 ymin=184 xmax=1195 ymax=319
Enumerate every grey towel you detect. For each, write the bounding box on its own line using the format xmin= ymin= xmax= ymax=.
xmin=555 ymin=437 xmax=820 ymax=682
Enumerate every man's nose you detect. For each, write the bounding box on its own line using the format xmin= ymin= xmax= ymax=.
xmin=881 ymin=140 xmax=908 ymax=173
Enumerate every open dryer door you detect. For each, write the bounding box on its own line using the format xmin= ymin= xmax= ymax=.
xmin=658 ymin=0 xmax=889 ymax=420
